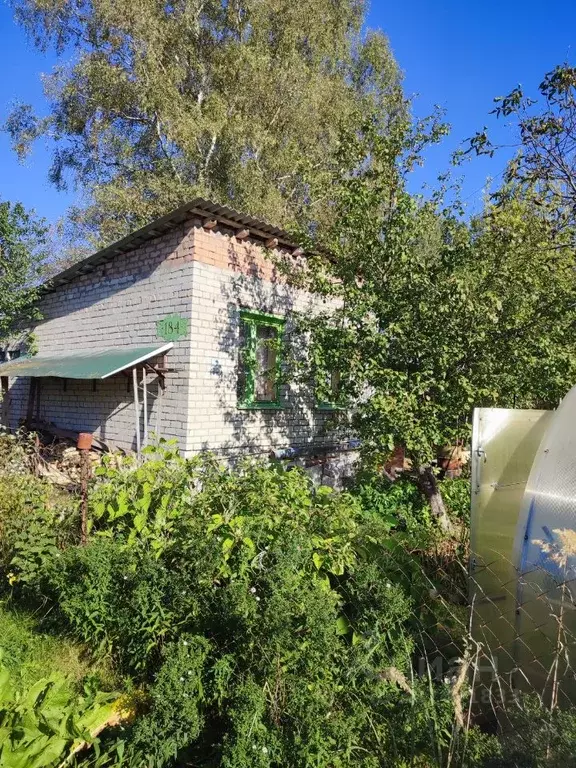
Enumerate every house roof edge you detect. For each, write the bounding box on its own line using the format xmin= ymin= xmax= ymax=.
xmin=43 ymin=198 xmax=300 ymax=293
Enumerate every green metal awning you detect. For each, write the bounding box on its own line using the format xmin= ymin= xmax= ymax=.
xmin=0 ymin=343 xmax=174 ymax=380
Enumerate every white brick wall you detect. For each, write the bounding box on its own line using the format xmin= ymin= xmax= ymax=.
xmin=185 ymin=258 xmax=345 ymax=459
xmin=3 ymin=218 xmax=348 ymax=462
xmin=6 ymin=223 xmax=196 ymax=451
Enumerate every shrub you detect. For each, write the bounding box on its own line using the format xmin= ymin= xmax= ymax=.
xmin=42 ymin=539 xmax=183 ymax=673
xmin=0 ymin=432 xmax=79 ymax=588
xmin=0 ymin=429 xmax=36 ymax=476
xmin=485 ymin=696 xmax=576 ymax=767
xmin=440 ymin=476 xmax=471 ymax=525
xmin=35 ymin=450 xmax=495 ymax=766
xmin=89 ymin=441 xmax=196 ymax=557
xmin=3 ymin=437 xmax=572 ymax=766
xmin=352 ymin=470 xmax=470 ymax=541
xmin=125 ymin=635 xmax=210 ymax=767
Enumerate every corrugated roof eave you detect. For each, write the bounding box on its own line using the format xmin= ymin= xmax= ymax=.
xmin=42 ymin=198 xmax=298 ymax=294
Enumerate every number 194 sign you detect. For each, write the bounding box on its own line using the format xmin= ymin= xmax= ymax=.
xmin=156 ymin=314 xmax=189 ymax=342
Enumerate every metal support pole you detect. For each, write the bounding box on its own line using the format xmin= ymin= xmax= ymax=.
xmin=25 ymin=378 xmax=37 ymax=427
xmin=35 ymin=378 xmax=41 ymax=422
xmin=155 ymin=377 xmax=163 ymax=439
xmin=142 ymin=367 xmax=148 ymax=448
xmin=133 ymin=367 xmax=141 ymax=458
xmin=77 ymin=432 xmax=93 ymax=545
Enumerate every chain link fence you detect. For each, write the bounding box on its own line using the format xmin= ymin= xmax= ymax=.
xmin=375 ymin=520 xmax=576 ymax=763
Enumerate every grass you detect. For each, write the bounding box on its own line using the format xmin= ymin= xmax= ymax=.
xmin=0 ymin=599 xmax=116 ymax=692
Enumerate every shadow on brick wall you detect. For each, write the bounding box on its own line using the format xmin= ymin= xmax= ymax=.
xmin=204 ymin=239 xmax=350 ymax=464
xmin=6 ymin=374 xmax=161 ymax=453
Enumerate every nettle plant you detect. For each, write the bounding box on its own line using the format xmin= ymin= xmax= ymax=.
xmin=89 ymin=441 xmax=197 ymax=557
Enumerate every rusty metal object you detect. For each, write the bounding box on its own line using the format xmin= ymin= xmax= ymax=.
xmin=77 ymin=432 xmax=93 ymax=451
xmin=77 ymin=432 xmax=93 ymax=544
xmin=437 ymin=444 xmax=470 ymax=477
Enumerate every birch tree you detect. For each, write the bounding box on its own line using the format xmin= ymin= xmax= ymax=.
xmin=7 ymin=0 xmax=403 ymax=246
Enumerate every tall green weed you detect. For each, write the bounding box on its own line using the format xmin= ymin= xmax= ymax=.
xmin=32 ymin=446 xmax=492 ymax=767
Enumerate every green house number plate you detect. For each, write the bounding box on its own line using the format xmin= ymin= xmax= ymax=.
xmin=156 ymin=314 xmax=189 ymax=342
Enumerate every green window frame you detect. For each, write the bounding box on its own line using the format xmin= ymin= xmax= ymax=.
xmin=316 ymin=370 xmax=344 ymax=411
xmin=237 ymin=309 xmax=285 ymax=409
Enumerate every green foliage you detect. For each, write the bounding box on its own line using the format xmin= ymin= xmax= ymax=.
xmin=354 ymin=473 xmax=429 ymax=534
xmin=350 ymin=474 xmax=470 ymax=654
xmin=0 ymin=432 xmax=79 ymax=590
xmin=0 ymin=601 xmax=113 ymax=694
xmin=8 ymin=507 xmax=62 ymax=587
xmin=440 ymin=476 xmax=471 ymax=525
xmin=0 ymin=654 xmax=117 ymax=768
xmin=126 ymin=636 xmax=209 ymax=767
xmin=0 ymin=431 xmax=35 ymax=475
xmin=0 ymin=201 xmax=48 ymax=341
xmin=90 ymin=441 xmax=194 ymax=557
xmin=31 ymin=449 xmax=490 ymax=766
xmin=466 ymin=64 xmax=576 ymax=247
xmin=482 ymin=695 xmax=576 ymax=767
xmin=0 ymin=470 xmax=79 ymax=588
xmin=292 ymin=114 xmax=576 ymax=467
xmin=43 ymin=540 xmax=182 ymax=673
xmin=0 ymin=437 xmax=535 ymax=767
xmin=8 ymin=0 xmax=403 ymax=246
xmin=353 ymin=472 xmax=469 ymax=542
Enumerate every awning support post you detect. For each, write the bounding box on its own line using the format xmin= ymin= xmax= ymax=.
xmin=132 ymin=367 xmax=141 ymax=459
xmin=155 ymin=377 xmax=163 ymax=439
xmin=142 ymin=367 xmax=148 ymax=448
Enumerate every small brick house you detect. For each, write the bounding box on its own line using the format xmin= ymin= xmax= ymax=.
xmin=0 ymin=199 xmax=356 ymax=483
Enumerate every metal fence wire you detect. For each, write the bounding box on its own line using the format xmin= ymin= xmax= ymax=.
xmin=375 ymin=531 xmax=576 ymax=754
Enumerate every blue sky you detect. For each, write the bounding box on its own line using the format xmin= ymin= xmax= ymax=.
xmin=1 ymin=0 xmax=575 ymax=227
xmin=371 ymin=0 xmax=576 ymax=210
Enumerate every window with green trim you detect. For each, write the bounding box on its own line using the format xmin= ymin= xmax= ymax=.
xmin=317 ymin=370 xmax=343 ymax=410
xmin=237 ymin=310 xmax=285 ymax=408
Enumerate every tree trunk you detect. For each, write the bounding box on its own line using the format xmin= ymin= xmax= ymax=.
xmin=416 ymin=465 xmax=454 ymax=534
